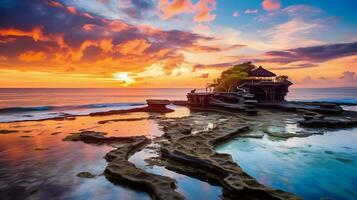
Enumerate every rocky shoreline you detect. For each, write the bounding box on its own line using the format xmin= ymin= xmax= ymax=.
xmin=64 ymin=131 xmax=185 ymax=200
xmin=157 ymin=114 xmax=299 ymax=200
xmin=2 ymin=100 xmax=357 ymax=200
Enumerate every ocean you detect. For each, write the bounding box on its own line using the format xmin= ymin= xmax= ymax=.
xmin=0 ymin=87 xmax=356 ymax=122
xmin=0 ymin=87 xmax=356 ymax=200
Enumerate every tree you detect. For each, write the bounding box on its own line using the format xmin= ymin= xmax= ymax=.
xmin=212 ymin=62 xmax=255 ymax=92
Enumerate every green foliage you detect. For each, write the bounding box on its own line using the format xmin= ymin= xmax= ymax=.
xmin=212 ymin=62 xmax=255 ymax=92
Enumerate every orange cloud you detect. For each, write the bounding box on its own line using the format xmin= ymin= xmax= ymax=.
xmin=82 ymin=12 xmax=94 ymax=19
xmin=193 ymin=0 xmax=217 ymax=22
xmin=159 ymin=0 xmax=192 ymax=20
xmin=0 ymin=27 xmax=66 ymax=48
xmin=158 ymin=0 xmax=217 ymax=22
xmin=117 ymin=39 xmax=151 ymax=55
xmin=262 ymin=0 xmax=281 ymax=11
xmin=18 ymin=51 xmax=46 ymax=62
xmin=66 ymin=6 xmax=77 ymax=14
xmin=46 ymin=0 xmax=64 ymax=8
xmin=0 ymin=37 xmax=16 ymax=43
xmin=83 ymin=24 xmax=95 ymax=31
xmin=0 ymin=27 xmax=45 ymax=42
xmin=108 ymin=20 xmax=129 ymax=32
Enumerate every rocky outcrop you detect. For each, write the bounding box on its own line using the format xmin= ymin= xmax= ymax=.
xmin=98 ymin=117 xmax=148 ymax=124
xmin=105 ymin=144 xmax=184 ymax=200
xmin=158 ymin=115 xmax=300 ymax=200
xmin=298 ymin=109 xmax=357 ymax=128
xmin=90 ymin=100 xmax=174 ymax=116
xmin=261 ymin=101 xmax=344 ymax=114
xmin=63 ymin=130 xmax=184 ymax=200
xmin=299 ymin=118 xmax=357 ymax=128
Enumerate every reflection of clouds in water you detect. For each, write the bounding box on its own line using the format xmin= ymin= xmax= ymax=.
xmin=217 ymin=128 xmax=357 ymax=200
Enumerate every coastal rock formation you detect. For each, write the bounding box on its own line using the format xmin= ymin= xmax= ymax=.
xmin=90 ymin=99 xmax=174 ymax=116
xmin=158 ymin=114 xmax=300 ymax=200
xmin=105 ymin=143 xmax=185 ymax=200
xmin=298 ymin=109 xmax=357 ymax=128
xmin=299 ymin=117 xmax=357 ymax=127
xmin=63 ymin=130 xmax=184 ymax=200
xmin=98 ymin=117 xmax=148 ymax=124
xmin=265 ymin=101 xmax=344 ymax=114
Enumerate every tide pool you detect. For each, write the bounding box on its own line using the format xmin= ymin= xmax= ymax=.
xmin=216 ymin=128 xmax=357 ymax=200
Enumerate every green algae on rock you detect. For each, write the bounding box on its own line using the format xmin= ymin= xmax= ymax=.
xmin=77 ymin=172 xmax=96 ymax=178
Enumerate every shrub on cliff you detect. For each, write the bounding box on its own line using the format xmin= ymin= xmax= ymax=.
xmin=210 ymin=62 xmax=255 ymax=92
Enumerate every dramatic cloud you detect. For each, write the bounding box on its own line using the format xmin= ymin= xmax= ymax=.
xmin=158 ymin=0 xmax=217 ymax=22
xmin=1 ymin=0 xmax=356 ymax=88
xmin=86 ymin=0 xmax=157 ymax=20
xmin=0 ymin=0 xmax=219 ymax=75
xmin=264 ymin=41 xmax=357 ymax=64
xmin=260 ymin=17 xmax=323 ymax=49
xmin=269 ymin=63 xmax=318 ymax=70
xmin=262 ymin=0 xmax=281 ymax=12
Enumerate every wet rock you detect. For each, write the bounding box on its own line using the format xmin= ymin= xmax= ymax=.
xmin=158 ymin=114 xmax=300 ymax=200
xmin=63 ymin=130 xmax=184 ymax=200
xmin=299 ymin=109 xmax=325 ymax=120
xmin=77 ymin=172 xmax=95 ymax=178
xmin=0 ymin=129 xmax=19 ymax=134
xmin=98 ymin=117 xmax=148 ymax=124
xmin=239 ymin=130 xmax=265 ymax=138
xmin=90 ymin=99 xmax=174 ymax=116
xmin=299 ymin=117 xmax=357 ymax=128
xmin=63 ymin=131 xmax=108 ymax=142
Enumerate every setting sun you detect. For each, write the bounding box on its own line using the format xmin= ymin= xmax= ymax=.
xmin=113 ymin=72 xmax=135 ymax=86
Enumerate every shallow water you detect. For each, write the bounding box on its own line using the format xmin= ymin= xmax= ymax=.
xmin=0 ymin=113 xmax=155 ymax=200
xmin=129 ymin=143 xmax=222 ymax=200
xmin=216 ymin=128 xmax=357 ymax=200
xmin=1 ymin=87 xmax=356 ymax=123
xmin=1 ymin=87 xmax=357 ymax=199
xmin=0 ymin=106 xmax=221 ymax=200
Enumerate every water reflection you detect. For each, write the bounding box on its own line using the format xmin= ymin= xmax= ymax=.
xmin=0 ymin=106 xmax=219 ymax=200
xmin=129 ymin=143 xmax=222 ymax=200
xmin=0 ymin=113 xmax=153 ymax=199
xmin=216 ymin=129 xmax=357 ymax=200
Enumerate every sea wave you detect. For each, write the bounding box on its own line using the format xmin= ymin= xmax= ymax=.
xmin=299 ymin=98 xmax=357 ymax=105
xmin=0 ymin=102 xmax=145 ymax=114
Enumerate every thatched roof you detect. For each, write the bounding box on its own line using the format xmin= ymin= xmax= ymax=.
xmin=249 ymin=66 xmax=276 ymax=77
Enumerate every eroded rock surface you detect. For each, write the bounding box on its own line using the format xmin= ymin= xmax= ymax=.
xmin=157 ymin=113 xmax=300 ymax=200
xmin=298 ymin=109 xmax=357 ymax=128
xmin=90 ymin=100 xmax=174 ymax=116
xmin=63 ymin=130 xmax=184 ymax=200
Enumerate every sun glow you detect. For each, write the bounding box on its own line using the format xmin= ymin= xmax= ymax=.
xmin=113 ymin=72 xmax=135 ymax=86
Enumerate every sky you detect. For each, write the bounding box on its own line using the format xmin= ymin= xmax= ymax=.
xmin=0 ymin=0 xmax=356 ymax=88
